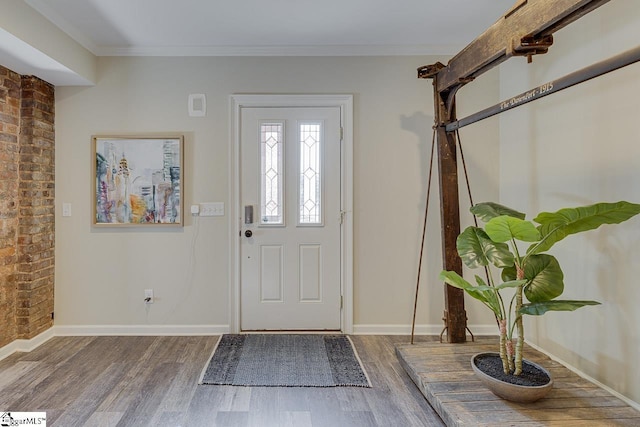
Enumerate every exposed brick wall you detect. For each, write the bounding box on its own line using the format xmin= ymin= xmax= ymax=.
xmin=0 ymin=66 xmax=20 ymax=348
xmin=16 ymin=76 xmax=55 ymax=339
xmin=0 ymin=66 xmax=55 ymax=347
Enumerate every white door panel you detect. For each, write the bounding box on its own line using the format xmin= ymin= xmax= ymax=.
xmin=240 ymin=107 xmax=341 ymax=330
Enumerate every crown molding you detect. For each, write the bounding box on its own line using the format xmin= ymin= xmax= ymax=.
xmin=95 ymin=44 xmax=461 ymax=57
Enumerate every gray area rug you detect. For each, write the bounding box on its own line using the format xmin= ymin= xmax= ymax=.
xmin=199 ymin=334 xmax=371 ymax=387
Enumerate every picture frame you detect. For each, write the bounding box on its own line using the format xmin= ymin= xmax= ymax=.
xmin=92 ymin=135 xmax=184 ymax=226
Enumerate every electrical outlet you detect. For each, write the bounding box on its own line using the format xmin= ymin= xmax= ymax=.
xmin=199 ymin=202 xmax=224 ymax=217
xmin=144 ymin=289 xmax=154 ymax=304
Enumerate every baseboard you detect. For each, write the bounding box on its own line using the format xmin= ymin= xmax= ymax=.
xmin=352 ymin=324 xmax=497 ymax=336
xmin=527 ymin=341 xmax=640 ymax=411
xmin=0 ymin=328 xmax=56 ymax=362
xmin=53 ymin=324 xmax=230 ymax=336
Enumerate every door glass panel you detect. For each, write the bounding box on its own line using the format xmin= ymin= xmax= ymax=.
xmin=299 ymin=122 xmax=322 ymax=225
xmin=260 ymin=122 xmax=284 ymax=225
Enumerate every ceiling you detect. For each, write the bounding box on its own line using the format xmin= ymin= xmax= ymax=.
xmin=24 ymin=0 xmax=515 ymax=56
xmin=2 ymin=0 xmax=515 ymax=85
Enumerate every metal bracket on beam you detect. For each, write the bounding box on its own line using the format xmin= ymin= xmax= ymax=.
xmin=418 ymin=62 xmax=445 ymax=79
xmin=512 ymin=35 xmax=554 ymax=63
xmin=419 ymin=63 xmax=474 ymax=121
xmin=439 ymin=311 xmax=475 ymax=343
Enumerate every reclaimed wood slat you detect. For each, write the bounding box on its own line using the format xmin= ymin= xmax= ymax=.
xmin=453 ymin=405 xmax=640 ymax=424
xmin=485 ymin=421 xmax=640 ymax=427
xmin=448 ymin=394 xmax=631 ymax=412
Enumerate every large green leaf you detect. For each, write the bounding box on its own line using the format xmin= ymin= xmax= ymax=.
xmin=524 ymin=254 xmax=564 ymax=302
xmin=456 ymin=226 xmax=514 ymax=269
xmin=519 ymin=300 xmax=601 ymax=316
xmin=501 ymin=266 xmax=517 ymax=282
xmin=523 ymin=254 xmax=564 ymax=303
xmin=529 ymin=201 xmax=640 ymax=254
xmin=496 ymin=279 xmax=528 ymax=290
xmin=471 ymin=202 xmax=526 ymax=222
xmin=473 ymin=276 xmax=503 ymax=317
xmin=485 ymin=216 xmax=541 ymax=243
xmin=439 ymin=271 xmax=502 ymax=317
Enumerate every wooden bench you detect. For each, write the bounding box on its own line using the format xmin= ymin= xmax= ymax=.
xmin=396 ymin=338 xmax=640 ymax=426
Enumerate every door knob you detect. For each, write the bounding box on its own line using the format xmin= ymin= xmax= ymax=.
xmin=244 ymin=230 xmax=253 ymax=238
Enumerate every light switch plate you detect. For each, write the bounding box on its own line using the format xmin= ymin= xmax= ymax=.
xmin=62 ymin=203 xmax=72 ymax=217
xmin=200 ymin=202 xmax=224 ymax=216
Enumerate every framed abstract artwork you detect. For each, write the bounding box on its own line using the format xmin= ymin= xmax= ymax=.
xmin=93 ymin=135 xmax=183 ymax=226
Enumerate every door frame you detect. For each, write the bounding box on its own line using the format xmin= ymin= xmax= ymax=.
xmin=229 ymin=94 xmax=354 ymax=333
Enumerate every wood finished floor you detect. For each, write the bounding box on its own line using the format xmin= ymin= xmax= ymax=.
xmin=0 ymin=335 xmax=445 ymax=427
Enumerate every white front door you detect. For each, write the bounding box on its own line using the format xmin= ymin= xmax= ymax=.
xmin=240 ymin=107 xmax=342 ymax=330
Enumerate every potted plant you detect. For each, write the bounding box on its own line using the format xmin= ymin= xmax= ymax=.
xmin=440 ymin=201 xmax=640 ymax=402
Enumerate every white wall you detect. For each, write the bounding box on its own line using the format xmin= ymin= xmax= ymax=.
xmin=54 ymin=55 xmax=500 ymax=334
xmin=499 ymin=0 xmax=640 ymax=405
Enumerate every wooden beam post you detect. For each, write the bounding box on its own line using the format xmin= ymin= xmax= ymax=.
xmin=433 ymin=81 xmax=467 ymax=343
xmin=417 ymin=0 xmax=611 ymax=344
